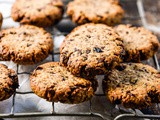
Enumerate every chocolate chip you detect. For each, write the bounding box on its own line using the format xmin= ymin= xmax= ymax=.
xmin=116 ymin=64 xmax=126 ymax=71
xmin=101 ymin=47 xmax=105 ymax=49
xmin=105 ymin=11 xmax=109 ymax=14
xmin=130 ymin=79 xmax=138 ymax=84
xmin=49 ymin=71 xmax=55 ymax=74
xmin=62 ymin=77 xmax=65 ymax=81
xmin=46 ymin=15 xmax=52 ymax=20
xmin=86 ymin=35 xmax=91 ymax=38
xmin=23 ymin=32 xmax=27 ymax=35
xmin=10 ymin=31 xmax=16 ymax=34
xmin=93 ymin=47 xmax=103 ymax=53
xmin=37 ymin=8 xmax=42 ymax=12
xmin=86 ymin=49 xmax=91 ymax=54
xmin=27 ymin=43 xmax=31 ymax=47
xmin=70 ymin=39 xmax=74 ymax=41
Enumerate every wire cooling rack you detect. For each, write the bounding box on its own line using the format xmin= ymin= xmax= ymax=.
xmin=0 ymin=0 xmax=160 ymax=120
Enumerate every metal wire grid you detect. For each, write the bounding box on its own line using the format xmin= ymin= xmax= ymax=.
xmin=0 ymin=0 xmax=160 ymax=120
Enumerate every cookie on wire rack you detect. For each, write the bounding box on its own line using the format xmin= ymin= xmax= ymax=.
xmin=11 ymin=0 xmax=64 ymax=27
xmin=0 ymin=64 xmax=18 ymax=101
xmin=0 ymin=25 xmax=53 ymax=65
xmin=102 ymin=63 xmax=160 ymax=108
xmin=114 ymin=24 xmax=160 ymax=62
xmin=67 ymin=0 xmax=124 ymax=26
xmin=30 ymin=62 xmax=97 ymax=104
xmin=60 ymin=23 xmax=125 ymax=78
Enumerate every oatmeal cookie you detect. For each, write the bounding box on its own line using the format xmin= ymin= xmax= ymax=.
xmin=30 ymin=62 xmax=96 ymax=104
xmin=11 ymin=0 xmax=64 ymax=27
xmin=60 ymin=23 xmax=124 ymax=78
xmin=0 ymin=25 xmax=53 ymax=65
xmin=103 ymin=63 xmax=160 ymax=108
xmin=0 ymin=64 xmax=18 ymax=101
xmin=67 ymin=0 xmax=124 ymax=25
xmin=114 ymin=24 xmax=160 ymax=62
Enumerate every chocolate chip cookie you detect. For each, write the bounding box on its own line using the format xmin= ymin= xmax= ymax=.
xmin=0 ymin=25 xmax=53 ymax=65
xmin=67 ymin=0 xmax=124 ymax=25
xmin=114 ymin=24 xmax=160 ymax=62
xmin=11 ymin=0 xmax=64 ymax=27
xmin=60 ymin=23 xmax=125 ymax=78
xmin=30 ymin=62 xmax=96 ymax=104
xmin=0 ymin=12 xmax=2 ymax=29
xmin=0 ymin=64 xmax=18 ymax=101
xmin=103 ymin=63 xmax=160 ymax=108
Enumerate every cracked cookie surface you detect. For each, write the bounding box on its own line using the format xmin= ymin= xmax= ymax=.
xmin=60 ymin=23 xmax=124 ymax=78
xmin=11 ymin=0 xmax=64 ymax=27
xmin=67 ymin=0 xmax=124 ymax=25
xmin=103 ymin=63 xmax=160 ymax=108
xmin=30 ymin=62 xmax=96 ymax=104
xmin=0 ymin=64 xmax=18 ymax=101
xmin=0 ymin=25 xmax=53 ymax=65
xmin=114 ymin=24 xmax=160 ymax=62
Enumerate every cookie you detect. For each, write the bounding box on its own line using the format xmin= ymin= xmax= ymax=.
xmin=67 ymin=0 xmax=124 ymax=25
xmin=114 ymin=24 xmax=160 ymax=62
xmin=30 ymin=62 xmax=96 ymax=104
xmin=0 ymin=64 xmax=18 ymax=101
xmin=0 ymin=12 xmax=2 ymax=29
xmin=102 ymin=63 xmax=160 ymax=108
xmin=11 ymin=0 xmax=64 ymax=27
xmin=60 ymin=23 xmax=125 ymax=78
xmin=0 ymin=25 xmax=53 ymax=65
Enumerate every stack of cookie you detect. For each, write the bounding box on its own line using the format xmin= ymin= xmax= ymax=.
xmin=29 ymin=21 xmax=160 ymax=108
xmin=29 ymin=23 xmax=124 ymax=104
xmin=102 ymin=24 xmax=160 ymax=108
xmin=59 ymin=22 xmax=160 ymax=108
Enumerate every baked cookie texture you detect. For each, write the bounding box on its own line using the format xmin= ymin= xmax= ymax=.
xmin=0 ymin=12 xmax=2 ymax=29
xmin=0 ymin=64 xmax=18 ymax=101
xmin=0 ymin=25 xmax=53 ymax=65
xmin=11 ymin=0 xmax=64 ymax=27
xmin=114 ymin=24 xmax=160 ymax=62
xmin=67 ymin=0 xmax=124 ymax=25
xmin=103 ymin=63 xmax=160 ymax=108
xmin=60 ymin=23 xmax=125 ymax=78
xmin=30 ymin=62 xmax=96 ymax=104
